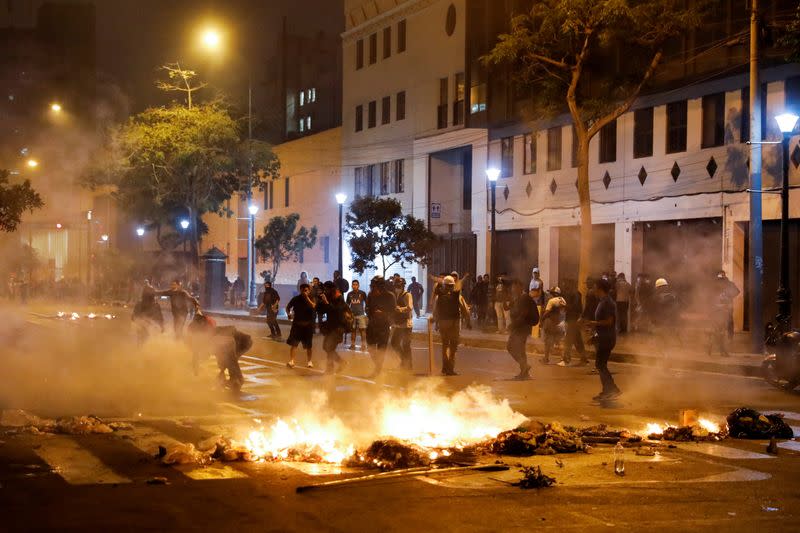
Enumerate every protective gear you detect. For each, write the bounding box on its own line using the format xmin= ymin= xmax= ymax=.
xmin=532 ymin=267 xmax=540 ymax=274
xmin=655 ymin=278 xmax=668 ymax=288
xmin=443 ymin=275 xmax=456 ymax=286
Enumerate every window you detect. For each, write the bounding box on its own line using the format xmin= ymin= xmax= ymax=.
xmin=383 ymin=27 xmax=392 ymax=59
xmin=268 ymin=181 xmax=274 ymax=209
xmin=369 ymin=33 xmax=377 ymax=64
xmin=633 ymin=107 xmax=654 ymax=158
xmin=381 ymin=96 xmax=391 ymax=125
xmin=454 ymin=72 xmax=465 ymax=126
xmin=322 ymin=236 xmax=330 ymax=263
xmin=740 ymin=87 xmax=750 ymax=143
xmin=470 ymin=83 xmax=486 ymax=114
xmin=263 ymin=184 xmax=269 ymax=210
xmin=356 ymin=39 xmax=364 ymax=69
xmin=284 ymin=177 xmax=290 ymax=207
xmin=299 ymin=91 xmax=305 ymax=107
xmin=306 ymin=116 xmax=311 ymax=131
xmin=598 ymin=119 xmax=617 ymax=163
xmin=500 ymin=137 xmax=513 ymax=178
xmin=368 ymin=101 xmax=377 ymax=128
xmin=571 ymin=126 xmax=578 ymax=168
xmin=547 ymin=127 xmax=562 ymax=171
xmin=354 ymin=167 xmax=368 ymax=197
xmin=394 ymin=159 xmax=404 ymax=193
xmin=397 ymin=20 xmax=406 ymax=53
xmin=666 ymin=100 xmax=687 ymax=154
xmin=396 ymin=91 xmax=406 ymax=120
xmin=437 ymin=77 xmax=448 ymax=129
xmin=355 ymin=104 xmax=363 ymax=132
xmin=701 ymin=93 xmax=725 ymax=148
xmin=310 ymin=88 xmax=316 ymax=103
xmin=523 ymin=133 xmax=536 ymax=174
xmin=380 ymin=162 xmax=391 ymax=194
xmin=299 ymin=118 xmax=304 ymax=133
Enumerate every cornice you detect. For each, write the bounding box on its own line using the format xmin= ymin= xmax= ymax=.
xmin=341 ymin=0 xmax=439 ymax=44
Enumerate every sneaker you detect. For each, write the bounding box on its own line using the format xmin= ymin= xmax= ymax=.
xmin=557 ymin=361 xmax=567 ymax=367
xmin=286 ymin=360 xmax=295 ymax=369
xmin=306 ymin=361 xmax=314 ymax=369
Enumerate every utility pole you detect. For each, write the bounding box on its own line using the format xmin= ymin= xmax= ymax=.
xmin=749 ymin=0 xmax=764 ymax=354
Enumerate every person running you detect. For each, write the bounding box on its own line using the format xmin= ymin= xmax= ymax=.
xmin=433 ymin=276 xmax=470 ymax=376
xmin=346 ymin=280 xmax=368 ymax=350
xmin=157 ymin=279 xmax=199 ymax=339
xmin=285 ymin=283 xmax=316 ymax=368
xmin=585 ymin=278 xmax=620 ymax=401
xmin=541 ymin=286 xmax=567 ymax=365
xmin=506 ymin=280 xmax=539 ymax=380
xmin=365 ymin=276 xmax=395 ymax=377
xmin=390 ymin=277 xmax=414 ymax=371
xmin=257 ymin=281 xmax=282 ymax=339
xmin=407 ymin=276 xmax=424 ymax=318
xmin=317 ymin=281 xmax=350 ymax=374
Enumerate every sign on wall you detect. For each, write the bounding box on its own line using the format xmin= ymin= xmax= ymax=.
xmin=430 ymin=202 xmax=442 ymax=219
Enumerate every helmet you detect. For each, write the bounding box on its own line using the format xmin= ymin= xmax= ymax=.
xmin=443 ymin=276 xmax=455 ymax=286
xmin=655 ymin=278 xmax=668 ymax=288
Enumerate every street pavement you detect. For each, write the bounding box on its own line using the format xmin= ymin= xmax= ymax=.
xmin=1 ymin=304 xmax=800 ymax=531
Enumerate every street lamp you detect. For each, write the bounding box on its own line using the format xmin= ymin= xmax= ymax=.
xmin=774 ymin=112 xmax=799 ymax=331
xmin=100 ymin=234 xmax=109 ymax=242
xmin=136 ymin=227 xmax=145 ymax=237
xmin=50 ymin=102 xmax=62 ymax=113
xmin=179 ymin=219 xmax=190 ymax=230
xmin=486 ymin=168 xmax=500 ymax=284
xmin=335 ymin=193 xmax=347 ymax=275
xmin=26 ymin=158 xmax=39 ymax=168
xmin=201 ymin=29 xmax=221 ymax=50
xmin=247 ymin=204 xmax=259 ymax=307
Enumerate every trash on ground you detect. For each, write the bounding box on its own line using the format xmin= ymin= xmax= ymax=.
xmin=727 ymin=408 xmax=794 ymax=439
xmin=146 ymin=476 xmax=169 ymax=485
xmin=513 ymin=466 xmax=556 ymax=489
xmin=160 ymin=443 xmax=212 ymax=465
xmin=0 ymin=410 xmax=128 ymax=436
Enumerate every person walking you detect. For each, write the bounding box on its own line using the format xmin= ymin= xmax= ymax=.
xmin=157 ymin=280 xmax=199 ymax=339
xmin=493 ymin=275 xmax=511 ymax=334
xmin=311 ymin=277 xmax=324 ymax=332
xmin=709 ymin=270 xmax=740 ymax=357
xmin=615 ymin=273 xmax=632 ymax=334
xmin=407 ymin=276 xmax=424 ymax=318
xmin=433 ymin=276 xmax=470 ymax=376
xmin=285 ymin=283 xmax=316 ymax=368
xmin=390 ymin=277 xmax=414 ymax=371
xmin=257 ymin=281 xmax=282 ymax=339
xmin=585 ymin=278 xmax=620 ymax=401
xmin=650 ymin=278 xmax=679 ymax=357
xmin=132 ymin=279 xmax=164 ymax=346
xmin=541 ymin=287 xmax=567 ymax=365
xmin=562 ymin=281 xmax=587 ymax=366
xmin=231 ymin=276 xmax=245 ymax=308
xmin=632 ymin=273 xmax=653 ymax=332
xmin=506 ymin=280 xmax=539 ymax=380
xmin=366 ymin=276 xmax=396 ymax=377
xmin=346 ymin=280 xmax=368 ymax=351
xmin=317 ymin=281 xmax=350 ymax=375
xmin=470 ymin=275 xmax=488 ymax=326
xmin=529 ymin=267 xmax=545 ymax=337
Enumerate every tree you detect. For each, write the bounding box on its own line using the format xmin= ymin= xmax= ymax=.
xmin=780 ymin=4 xmax=800 ymax=62
xmin=345 ymin=196 xmax=438 ymax=277
xmin=0 ymin=170 xmax=43 ymax=232
xmin=485 ymin=0 xmax=703 ymax=293
xmin=155 ymin=63 xmax=208 ymax=109
xmin=254 ymin=213 xmax=317 ymax=280
xmin=88 ymin=102 xmax=280 ymax=266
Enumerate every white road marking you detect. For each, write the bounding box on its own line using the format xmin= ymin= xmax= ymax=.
xmin=678 ymin=442 xmax=775 ymax=460
xmin=777 ymin=440 xmax=800 ymax=452
xmin=242 ymin=354 xmax=402 ymax=389
xmin=33 ymin=435 xmax=131 ymax=485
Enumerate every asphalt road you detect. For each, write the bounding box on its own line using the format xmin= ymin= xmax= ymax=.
xmin=1 ymin=307 xmax=800 ymax=532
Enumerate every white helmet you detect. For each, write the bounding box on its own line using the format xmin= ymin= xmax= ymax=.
xmin=655 ymin=278 xmax=668 ymax=288
xmin=443 ymin=276 xmax=455 ymax=286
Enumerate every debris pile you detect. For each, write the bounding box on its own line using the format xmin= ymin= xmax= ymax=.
xmin=1 ymin=410 xmax=131 ymax=436
xmin=647 ymin=424 xmax=727 ymax=442
xmin=579 ymin=424 xmax=643 ymax=445
xmin=488 ymin=421 xmax=586 ymax=456
xmin=726 ymin=408 xmax=794 ymax=440
xmin=346 ymin=439 xmax=433 ymax=470
xmin=514 ymin=466 xmax=556 ymax=489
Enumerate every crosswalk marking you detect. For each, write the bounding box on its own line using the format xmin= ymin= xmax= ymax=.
xmin=33 ymin=435 xmax=131 ymax=485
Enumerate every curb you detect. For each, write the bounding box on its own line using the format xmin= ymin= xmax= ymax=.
xmin=205 ymin=310 xmax=763 ymax=378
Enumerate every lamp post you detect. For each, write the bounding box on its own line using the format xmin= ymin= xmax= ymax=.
xmin=335 ymin=193 xmax=347 ymax=275
xmin=136 ymin=226 xmax=145 ymax=252
xmin=774 ymin=112 xmax=799 ymax=331
xmin=248 ymin=204 xmax=259 ymax=308
xmin=486 ymin=168 xmax=500 ymax=283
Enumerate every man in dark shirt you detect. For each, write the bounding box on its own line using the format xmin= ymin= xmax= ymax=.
xmin=366 ymin=276 xmax=396 ymax=377
xmin=585 ymin=278 xmax=620 ymax=401
xmin=257 ymin=281 xmax=282 ymax=339
xmin=157 ymin=280 xmax=199 ymax=339
xmin=563 ymin=282 xmax=587 ymax=365
xmin=317 ymin=281 xmax=349 ymax=374
xmin=346 ymin=280 xmax=368 ymax=351
xmin=506 ymin=280 xmax=539 ymax=380
xmin=407 ymin=276 xmax=425 ymax=318
xmin=285 ymin=284 xmax=316 ymax=368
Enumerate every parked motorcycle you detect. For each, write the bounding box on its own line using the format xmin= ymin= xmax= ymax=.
xmin=762 ymin=329 xmax=800 ymax=391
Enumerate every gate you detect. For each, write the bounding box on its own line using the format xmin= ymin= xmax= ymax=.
xmin=427 ymin=233 xmax=476 ymax=297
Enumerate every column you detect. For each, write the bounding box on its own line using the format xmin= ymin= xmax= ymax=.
xmin=614 ymin=222 xmax=634 ymax=281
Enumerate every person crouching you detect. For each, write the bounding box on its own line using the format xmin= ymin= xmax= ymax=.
xmin=187 ymin=312 xmax=253 ymax=393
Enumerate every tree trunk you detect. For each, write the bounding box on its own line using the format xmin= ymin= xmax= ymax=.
xmin=576 ymin=139 xmax=593 ymax=300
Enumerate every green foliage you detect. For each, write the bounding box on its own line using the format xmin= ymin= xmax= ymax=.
xmin=254 ymin=213 xmax=318 ymax=280
xmin=0 ymin=169 xmax=43 ymax=232
xmin=86 ymin=102 xmax=280 ymax=260
xmin=780 ymin=4 xmax=800 ymax=63
xmin=345 ymin=196 xmax=438 ymax=276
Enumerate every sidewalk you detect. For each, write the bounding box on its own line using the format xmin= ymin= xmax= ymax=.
xmin=206 ymin=308 xmax=765 ymax=377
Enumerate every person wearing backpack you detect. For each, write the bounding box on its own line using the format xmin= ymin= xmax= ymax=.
xmin=433 ymin=276 xmax=470 ymax=375
xmin=541 ymin=286 xmax=567 ymax=365
xmin=317 ymin=281 xmax=350 ymax=374
xmin=390 ymin=277 xmax=414 ymax=371
xmin=506 ymin=280 xmax=540 ymax=380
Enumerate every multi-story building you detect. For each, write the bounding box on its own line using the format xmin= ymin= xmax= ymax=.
xmin=337 ymin=0 xmax=800 ymax=329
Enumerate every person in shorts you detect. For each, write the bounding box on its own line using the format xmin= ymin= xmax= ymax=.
xmin=346 ymin=280 xmax=368 ymax=350
xmin=285 ymin=283 xmax=316 ymax=368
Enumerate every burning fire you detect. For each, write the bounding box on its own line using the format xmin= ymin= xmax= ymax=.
xmin=697 ymin=418 xmax=720 ymax=433
xmin=238 ymin=385 xmax=527 ymax=465
xmin=644 ymin=422 xmax=666 ymax=436
xmin=640 ymin=417 xmax=724 ymax=438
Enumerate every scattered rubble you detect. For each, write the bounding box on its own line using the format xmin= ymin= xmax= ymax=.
xmin=1 ymin=410 xmax=130 ymax=436
xmin=727 ymin=408 xmax=794 ymax=440
xmin=514 ymin=466 xmax=556 ymax=489
xmin=647 ymin=425 xmax=727 ymax=442
xmin=346 ymin=440 xmax=432 ymax=470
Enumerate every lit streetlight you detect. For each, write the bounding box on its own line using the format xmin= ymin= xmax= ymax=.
xmin=180 ymin=219 xmax=190 ymax=230
xmin=26 ymin=158 xmax=39 ymax=168
xmin=50 ymin=102 xmax=62 ymax=113
xmin=100 ymin=234 xmax=109 ymax=242
xmin=136 ymin=227 xmax=145 ymax=237
xmin=201 ymin=28 xmax=222 ymax=50
xmin=774 ymin=112 xmax=799 ymax=332
xmin=336 ymin=193 xmax=347 ymax=274
xmin=56 ymin=223 xmax=62 ymax=229
xmin=486 ymin=168 xmax=500 ymax=283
